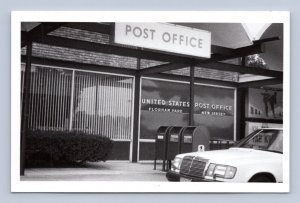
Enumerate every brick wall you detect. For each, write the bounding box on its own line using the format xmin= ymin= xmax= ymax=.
xmin=21 ymin=25 xmax=240 ymax=82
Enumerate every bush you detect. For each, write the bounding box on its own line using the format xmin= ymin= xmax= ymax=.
xmin=25 ymin=130 xmax=113 ymax=166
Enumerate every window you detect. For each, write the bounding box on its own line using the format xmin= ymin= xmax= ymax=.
xmin=21 ymin=65 xmax=134 ymax=140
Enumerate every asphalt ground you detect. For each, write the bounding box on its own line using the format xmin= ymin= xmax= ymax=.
xmin=21 ymin=161 xmax=168 ymax=181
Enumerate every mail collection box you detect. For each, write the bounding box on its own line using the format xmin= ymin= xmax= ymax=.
xmin=154 ymin=125 xmax=210 ymax=171
xmin=154 ymin=126 xmax=172 ymax=171
xmin=166 ymin=126 xmax=184 ymax=160
xmin=180 ymin=126 xmax=210 ymax=153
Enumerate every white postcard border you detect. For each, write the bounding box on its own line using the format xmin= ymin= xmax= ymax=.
xmin=11 ymin=11 xmax=290 ymax=193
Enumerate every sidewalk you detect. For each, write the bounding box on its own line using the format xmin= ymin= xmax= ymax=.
xmin=21 ymin=162 xmax=168 ymax=181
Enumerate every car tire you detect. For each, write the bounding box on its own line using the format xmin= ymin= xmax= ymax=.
xmin=249 ymin=175 xmax=275 ymax=182
xmin=166 ymin=171 xmax=180 ymax=182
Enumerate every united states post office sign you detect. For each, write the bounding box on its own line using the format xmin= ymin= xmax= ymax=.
xmin=114 ymin=23 xmax=211 ymax=58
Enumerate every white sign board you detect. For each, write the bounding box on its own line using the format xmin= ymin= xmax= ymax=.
xmin=198 ymin=145 xmax=205 ymax=152
xmin=114 ymin=23 xmax=211 ymax=58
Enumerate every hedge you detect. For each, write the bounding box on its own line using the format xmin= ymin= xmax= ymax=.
xmin=25 ymin=130 xmax=113 ymax=166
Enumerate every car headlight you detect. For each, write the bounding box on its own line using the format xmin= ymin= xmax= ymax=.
xmin=206 ymin=163 xmax=237 ymax=179
xmin=171 ymin=157 xmax=182 ymax=172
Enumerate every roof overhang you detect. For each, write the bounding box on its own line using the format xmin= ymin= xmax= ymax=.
xmin=21 ymin=22 xmax=283 ymax=88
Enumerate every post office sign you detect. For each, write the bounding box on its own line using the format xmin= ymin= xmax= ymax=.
xmin=114 ymin=23 xmax=211 ymax=58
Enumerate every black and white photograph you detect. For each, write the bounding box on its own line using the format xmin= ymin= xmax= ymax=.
xmin=11 ymin=11 xmax=290 ymax=192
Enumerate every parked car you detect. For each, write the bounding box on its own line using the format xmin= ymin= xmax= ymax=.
xmin=166 ymin=128 xmax=283 ymax=182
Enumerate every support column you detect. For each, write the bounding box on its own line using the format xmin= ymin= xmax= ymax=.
xmin=131 ymin=59 xmax=141 ymax=162
xmin=236 ymin=88 xmax=247 ymax=140
xmin=236 ymin=56 xmax=247 ymax=141
xmin=20 ymin=42 xmax=33 ymax=175
xmin=189 ymin=66 xmax=195 ymax=126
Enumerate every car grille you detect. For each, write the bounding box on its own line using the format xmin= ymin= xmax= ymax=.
xmin=180 ymin=156 xmax=207 ymax=178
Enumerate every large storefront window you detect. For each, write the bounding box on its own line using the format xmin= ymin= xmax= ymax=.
xmin=140 ymin=78 xmax=235 ymax=140
xmin=245 ymin=88 xmax=283 ymax=135
xmin=139 ymin=78 xmax=235 ymax=160
xmin=246 ymin=88 xmax=283 ymax=119
xmin=193 ymin=84 xmax=235 ymax=140
xmin=72 ymin=71 xmax=133 ymax=140
xmin=21 ymin=65 xmax=134 ymax=141
xmin=140 ymin=79 xmax=190 ymax=140
xmin=21 ymin=65 xmax=73 ymax=131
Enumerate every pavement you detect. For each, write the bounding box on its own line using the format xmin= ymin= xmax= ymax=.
xmin=21 ymin=161 xmax=168 ymax=181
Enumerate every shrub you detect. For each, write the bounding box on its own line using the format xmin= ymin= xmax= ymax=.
xmin=25 ymin=130 xmax=113 ymax=166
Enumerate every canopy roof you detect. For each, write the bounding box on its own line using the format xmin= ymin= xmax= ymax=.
xmin=21 ymin=22 xmax=283 ymax=88
xmin=260 ymin=23 xmax=283 ymax=72
xmin=175 ymin=23 xmax=253 ymax=49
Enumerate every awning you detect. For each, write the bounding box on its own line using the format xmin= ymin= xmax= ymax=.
xmin=175 ymin=23 xmax=253 ymax=49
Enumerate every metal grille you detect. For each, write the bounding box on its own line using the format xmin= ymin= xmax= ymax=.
xmin=180 ymin=156 xmax=207 ymax=178
xmin=180 ymin=156 xmax=194 ymax=175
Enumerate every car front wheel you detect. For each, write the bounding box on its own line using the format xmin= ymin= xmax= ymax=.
xmin=249 ymin=175 xmax=275 ymax=182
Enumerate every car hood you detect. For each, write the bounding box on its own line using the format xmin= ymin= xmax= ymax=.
xmin=176 ymin=148 xmax=281 ymax=165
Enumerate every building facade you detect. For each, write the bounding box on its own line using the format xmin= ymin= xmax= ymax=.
xmin=20 ymin=22 xmax=283 ymax=162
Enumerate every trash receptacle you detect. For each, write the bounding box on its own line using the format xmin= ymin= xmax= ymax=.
xmin=166 ymin=126 xmax=184 ymax=161
xmin=180 ymin=126 xmax=210 ymax=154
xmin=154 ymin=126 xmax=172 ymax=171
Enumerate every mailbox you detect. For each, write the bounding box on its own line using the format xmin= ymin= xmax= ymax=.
xmin=180 ymin=126 xmax=210 ymax=154
xmin=166 ymin=126 xmax=184 ymax=161
xmin=154 ymin=126 xmax=172 ymax=171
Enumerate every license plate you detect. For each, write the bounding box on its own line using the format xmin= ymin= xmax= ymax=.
xmin=180 ymin=177 xmax=192 ymax=182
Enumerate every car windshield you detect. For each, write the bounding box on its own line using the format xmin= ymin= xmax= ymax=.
xmin=234 ymin=129 xmax=283 ymax=153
